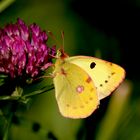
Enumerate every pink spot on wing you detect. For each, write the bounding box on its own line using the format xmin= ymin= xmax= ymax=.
xmin=76 ymin=85 xmax=84 ymax=93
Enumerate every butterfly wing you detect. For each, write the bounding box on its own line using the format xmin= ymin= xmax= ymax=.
xmin=53 ymin=60 xmax=99 ymax=118
xmin=67 ymin=56 xmax=125 ymax=100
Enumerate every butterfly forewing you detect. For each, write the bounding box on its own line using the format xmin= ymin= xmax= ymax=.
xmin=53 ymin=60 xmax=99 ymax=118
xmin=67 ymin=56 xmax=125 ymax=100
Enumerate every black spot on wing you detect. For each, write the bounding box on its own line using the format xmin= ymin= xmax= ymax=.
xmin=99 ymin=72 xmax=116 ymax=88
xmin=90 ymin=62 xmax=96 ymax=69
xmin=100 ymin=84 xmax=103 ymax=87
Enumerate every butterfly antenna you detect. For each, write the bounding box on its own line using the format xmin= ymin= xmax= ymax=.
xmin=48 ymin=31 xmax=61 ymax=47
xmin=61 ymin=31 xmax=65 ymax=52
xmin=60 ymin=31 xmax=69 ymax=58
xmin=48 ymin=31 xmax=68 ymax=58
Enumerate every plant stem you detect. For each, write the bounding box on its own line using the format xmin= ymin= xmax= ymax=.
xmin=22 ymin=85 xmax=54 ymax=99
xmin=3 ymin=110 xmax=14 ymax=140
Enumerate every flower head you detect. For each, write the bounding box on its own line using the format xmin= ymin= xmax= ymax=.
xmin=0 ymin=18 xmax=55 ymax=79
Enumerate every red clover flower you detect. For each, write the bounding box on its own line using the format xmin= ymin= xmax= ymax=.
xmin=0 ymin=18 xmax=55 ymax=79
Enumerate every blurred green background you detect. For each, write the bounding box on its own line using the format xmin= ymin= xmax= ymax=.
xmin=0 ymin=0 xmax=140 ymax=140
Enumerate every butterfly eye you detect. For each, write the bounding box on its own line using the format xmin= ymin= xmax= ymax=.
xmin=90 ymin=62 xmax=96 ymax=69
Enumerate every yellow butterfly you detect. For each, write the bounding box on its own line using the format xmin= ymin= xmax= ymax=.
xmin=53 ymin=49 xmax=125 ymax=119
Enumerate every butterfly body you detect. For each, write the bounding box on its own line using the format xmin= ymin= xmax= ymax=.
xmin=53 ymin=50 xmax=125 ymax=119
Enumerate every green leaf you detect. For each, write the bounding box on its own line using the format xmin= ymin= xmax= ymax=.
xmin=21 ymin=84 xmax=54 ymax=99
xmin=0 ymin=79 xmax=5 ymax=86
xmin=11 ymin=86 xmax=23 ymax=97
xmin=0 ymin=86 xmax=23 ymax=100
xmin=0 ymin=74 xmax=8 ymax=78
xmin=0 ymin=74 xmax=8 ymax=86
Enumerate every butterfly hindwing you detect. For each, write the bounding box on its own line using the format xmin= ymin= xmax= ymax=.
xmin=53 ymin=59 xmax=99 ymax=118
xmin=67 ymin=56 xmax=125 ymax=100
